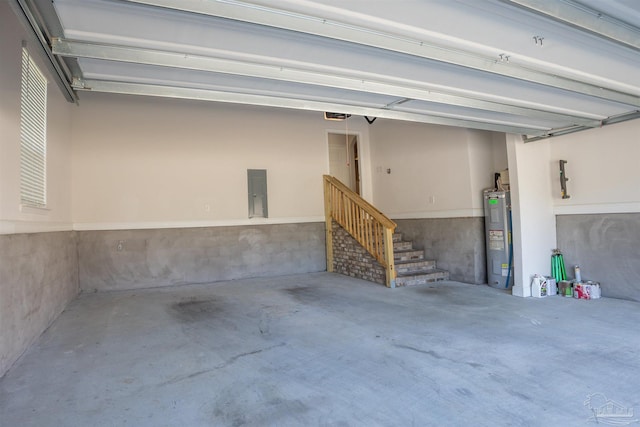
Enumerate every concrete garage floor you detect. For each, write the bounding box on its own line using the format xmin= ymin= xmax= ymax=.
xmin=1 ymin=273 xmax=639 ymax=427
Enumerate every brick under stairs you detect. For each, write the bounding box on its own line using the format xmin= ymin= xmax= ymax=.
xmin=393 ymin=232 xmax=449 ymax=286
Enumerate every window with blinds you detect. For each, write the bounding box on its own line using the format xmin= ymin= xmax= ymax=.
xmin=20 ymin=47 xmax=48 ymax=208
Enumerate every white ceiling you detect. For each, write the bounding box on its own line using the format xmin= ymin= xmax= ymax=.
xmin=25 ymin=0 xmax=640 ymax=139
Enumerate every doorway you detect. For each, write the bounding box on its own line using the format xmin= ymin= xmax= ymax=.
xmin=328 ymin=133 xmax=361 ymax=195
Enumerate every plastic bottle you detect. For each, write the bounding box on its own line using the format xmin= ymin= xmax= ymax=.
xmin=574 ymin=265 xmax=582 ymax=282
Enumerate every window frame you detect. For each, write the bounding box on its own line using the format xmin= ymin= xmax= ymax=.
xmin=19 ymin=46 xmax=48 ymax=209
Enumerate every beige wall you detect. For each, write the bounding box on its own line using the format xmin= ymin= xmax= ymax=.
xmin=71 ymin=94 xmax=506 ymax=228
xmin=369 ymin=119 xmax=498 ymax=219
xmin=0 ymin=2 xmax=73 ymax=234
xmin=467 ymin=129 xmax=496 ymax=212
xmin=550 ymin=120 xmax=640 ymax=215
xmin=71 ymin=93 xmax=373 ymax=229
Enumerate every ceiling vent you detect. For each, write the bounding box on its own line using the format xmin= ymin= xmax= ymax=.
xmin=324 ymin=112 xmax=351 ymax=121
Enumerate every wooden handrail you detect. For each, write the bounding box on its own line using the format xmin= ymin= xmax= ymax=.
xmin=323 ymin=175 xmax=397 ymax=288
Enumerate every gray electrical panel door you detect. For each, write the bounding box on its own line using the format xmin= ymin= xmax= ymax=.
xmin=484 ymin=190 xmax=512 ymax=289
xmin=248 ymin=169 xmax=268 ymax=218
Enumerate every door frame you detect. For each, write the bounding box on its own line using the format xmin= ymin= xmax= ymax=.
xmin=327 ymin=131 xmax=362 ymax=195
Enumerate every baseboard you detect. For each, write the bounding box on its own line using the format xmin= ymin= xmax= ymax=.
xmin=554 ymin=202 xmax=640 ymax=215
xmin=0 ymin=220 xmax=73 ymax=235
xmin=72 ymin=216 xmax=325 ymax=231
xmin=390 ymin=208 xmax=484 ymax=220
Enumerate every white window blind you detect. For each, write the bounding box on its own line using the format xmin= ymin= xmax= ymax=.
xmin=20 ymin=47 xmax=48 ymax=208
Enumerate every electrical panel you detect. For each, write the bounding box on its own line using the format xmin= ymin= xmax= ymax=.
xmin=248 ymin=169 xmax=268 ymax=218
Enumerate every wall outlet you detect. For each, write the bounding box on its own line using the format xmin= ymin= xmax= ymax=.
xmin=428 ymin=196 xmax=436 ymax=204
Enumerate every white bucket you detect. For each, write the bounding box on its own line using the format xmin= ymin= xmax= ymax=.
xmin=545 ymin=277 xmax=557 ymax=296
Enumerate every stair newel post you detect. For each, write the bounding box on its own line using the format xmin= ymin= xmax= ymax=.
xmin=323 ymin=176 xmax=334 ymax=273
xmin=383 ymin=226 xmax=396 ymax=288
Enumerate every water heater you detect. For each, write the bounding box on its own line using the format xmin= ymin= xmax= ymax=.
xmin=483 ymin=190 xmax=512 ymax=289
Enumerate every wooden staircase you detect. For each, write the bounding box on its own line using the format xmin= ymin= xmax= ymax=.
xmin=393 ymin=232 xmax=449 ymax=286
xmin=324 ymin=174 xmax=448 ymax=288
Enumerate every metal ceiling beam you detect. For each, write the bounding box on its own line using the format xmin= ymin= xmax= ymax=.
xmin=72 ymin=78 xmax=548 ymax=136
xmin=52 ymin=38 xmax=604 ymax=127
xmin=500 ymin=0 xmax=640 ymax=52
xmin=9 ymin=0 xmax=77 ymax=102
xmin=124 ymin=0 xmax=640 ymax=107
xmin=524 ymin=110 xmax=640 ymax=142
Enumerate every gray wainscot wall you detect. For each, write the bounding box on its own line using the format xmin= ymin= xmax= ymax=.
xmin=556 ymin=213 xmax=640 ymax=302
xmin=0 ymin=231 xmax=79 ymax=377
xmin=76 ymin=223 xmax=326 ymax=292
xmin=394 ymin=217 xmax=486 ymax=285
